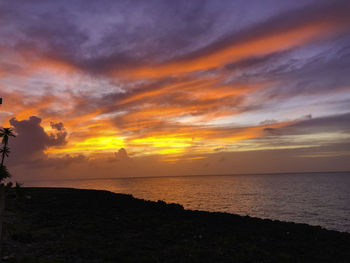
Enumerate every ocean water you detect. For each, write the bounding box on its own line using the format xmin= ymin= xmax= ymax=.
xmin=23 ymin=172 xmax=350 ymax=233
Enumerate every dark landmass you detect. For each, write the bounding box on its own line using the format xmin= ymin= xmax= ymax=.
xmin=3 ymin=187 xmax=350 ymax=262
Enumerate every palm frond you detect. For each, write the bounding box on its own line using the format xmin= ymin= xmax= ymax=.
xmin=0 ymin=165 xmax=11 ymax=181
xmin=0 ymin=147 xmax=10 ymax=155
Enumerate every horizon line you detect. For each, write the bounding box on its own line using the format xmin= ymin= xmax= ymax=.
xmin=19 ymin=170 xmax=350 ymax=183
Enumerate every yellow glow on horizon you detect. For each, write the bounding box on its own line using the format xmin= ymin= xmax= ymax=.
xmin=131 ymin=135 xmax=193 ymax=147
xmin=130 ymin=135 xmax=195 ymax=155
xmin=44 ymin=121 xmax=296 ymax=157
xmin=45 ymin=136 xmax=125 ymax=155
xmin=156 ymin=148 xmax=186 ymax=154
xmin=186 ymin=156 xmax=207 ymax=160
xmin=76 ymin=136 xmax=125 ymax=148
xmin=161 ymin=155 xmax=207 ymax=163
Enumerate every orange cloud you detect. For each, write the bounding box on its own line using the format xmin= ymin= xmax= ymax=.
xmin=120 ymin=18 xmax=347 ymax=79
xmin=2 ymin=14 xmax=342 ymax=162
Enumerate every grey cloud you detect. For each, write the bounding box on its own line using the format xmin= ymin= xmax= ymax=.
xmin=7 ymin=116 xmax=67 ymax=164
xmin=48 ymin=122 xmax=67 ymax=147
xmin=50 ymin=122 xmax=64 ymax=131
xmin=114 ymin=148 xmax=130 ymax=161
xmin=263 ymin=128 xmax=281 ymax=136
xmin=260 ymin=119 xmax=278 ymax=126
xmin=3 ymin=0 xmax=349 ymax=76
xmin=22 ymin=154 xmax=87 ymax=170
xmin=236 ymin=38 xmax=350 ymax=98
xmin=0 ymin=0 xmax=220 ymax=74
xmin=9 ymin=116 xmax=49 ymax=160
xmin=224 ymin=52 xmax=288 ymax=72
xmin=288 ymin=112 xmax=350 ymax=134
xmin=259 ymin=113 xmax=350 ymax=138
xmin=167 ymin=1 xmax=350 ymax=66
xmin=0 ymin=63 xmax=22 ymax=75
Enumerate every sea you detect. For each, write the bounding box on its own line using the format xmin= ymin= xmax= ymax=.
xmin=23 ymin=172 xmax=350 ymax=233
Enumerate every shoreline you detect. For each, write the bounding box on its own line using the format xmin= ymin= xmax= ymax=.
xmin=4 ymin=187 xmax=350 ymax=262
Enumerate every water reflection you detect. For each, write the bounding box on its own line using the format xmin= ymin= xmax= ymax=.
xmin=24 ymin=172 xmax=350 ymax=232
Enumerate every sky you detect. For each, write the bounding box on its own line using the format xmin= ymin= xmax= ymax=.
xmin=0 ymin=0 xmax=350 ymax=180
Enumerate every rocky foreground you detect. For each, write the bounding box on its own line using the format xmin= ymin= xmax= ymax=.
xmin=3 ymin=187 xmax=350 ymax=262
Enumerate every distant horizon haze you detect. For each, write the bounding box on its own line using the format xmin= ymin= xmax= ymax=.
xmin=18 ymin=170 xmax=350 ymax=183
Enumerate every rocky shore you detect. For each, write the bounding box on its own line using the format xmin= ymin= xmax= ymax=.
xmin=3 ymin=187 xmax=350 ymax=262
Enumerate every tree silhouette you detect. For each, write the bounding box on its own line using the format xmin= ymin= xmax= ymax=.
xmin=0 ymin=166 xmax=10 ymax=182
xmin=0 ymin=128 xmax=14 ymax=262
xmin=0 ymin=128 xmax=16 ymax=168
xmin=0 ymin=147 xmax=10 ymax=170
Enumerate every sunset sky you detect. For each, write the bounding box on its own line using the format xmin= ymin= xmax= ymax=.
xmin=1 ymin=0 xmax=350 ymax=180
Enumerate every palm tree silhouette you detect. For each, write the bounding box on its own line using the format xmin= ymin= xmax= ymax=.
xmin=0 ymin=128 xmax=16 ymax=168
xmin=0 ymin=147 xmax=10 ymax=169
xmin=0 ymin=128 xmax=15 ymax=261
xmin=0 ymin=166 xmax=10 ymax=182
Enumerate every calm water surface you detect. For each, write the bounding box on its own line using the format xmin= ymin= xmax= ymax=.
xmin=24 ymin=172 xmax=350 ymax=233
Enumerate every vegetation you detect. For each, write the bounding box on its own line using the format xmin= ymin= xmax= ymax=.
xmin=0 ymin=127 xmax=15 ymax=182
xmin=3 ymin=187 xmax=350 ymax=263
xmin=0 ymin=128 xmax=16 ymax=169
xmin=0 ymin=127 xmax=16 ymax=262
xmin=0 ymin=166 xmax=10 ymax=182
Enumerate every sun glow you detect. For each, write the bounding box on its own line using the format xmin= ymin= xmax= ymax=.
xmin=130 ymin=135 xmax=195 ymax=155
xmin=45 ymin=136 xmax=125 ymax=155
